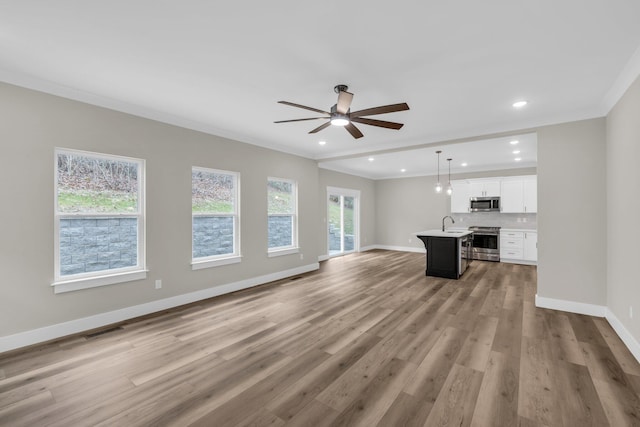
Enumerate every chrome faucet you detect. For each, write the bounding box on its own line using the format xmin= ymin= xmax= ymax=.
xmin=442 ymin=215 xmax=455 ymax=232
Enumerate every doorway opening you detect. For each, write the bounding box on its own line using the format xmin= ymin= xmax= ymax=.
xmin=327 ymin=187 xmax=360 ymax=257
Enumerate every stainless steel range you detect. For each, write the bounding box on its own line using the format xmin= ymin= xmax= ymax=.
xmin=468 ymin=226 xmax=501 ymax=262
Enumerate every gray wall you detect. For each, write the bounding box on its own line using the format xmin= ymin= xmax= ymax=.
xmin=537 ymin=118 xmax=607 ymax=306
xmin=318 ymin=169 xmax=376 ymax=255
xmin=0 ymin=82 xmax=320 ymax=336
xmin=607 ymin=75 xmax=640 ymax=342
xmin=375 ymin=168 xmax=537 ymax=251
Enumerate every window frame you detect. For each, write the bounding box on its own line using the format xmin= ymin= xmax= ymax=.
xmin=52 ymin=148 xmax=146 ymax=294
xmin=191 ymin=167 xmax=241 ymax=270
xmin=267 ymin=177 xmax=298 ymax=257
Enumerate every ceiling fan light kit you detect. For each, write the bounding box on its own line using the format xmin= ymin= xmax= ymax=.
xmin=275 ymin=85 xmax=409 ymax=139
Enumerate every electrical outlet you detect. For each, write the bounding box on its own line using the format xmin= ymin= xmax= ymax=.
xmin=408 ymin=238 xmax=412 ymax=243
xmin=300 ymin=253 xmax=304 ymax=260
xmin=155 ymin=280 xmax=162 ymax=289
xmin=630 ymin=306 xmax=633 ymax=319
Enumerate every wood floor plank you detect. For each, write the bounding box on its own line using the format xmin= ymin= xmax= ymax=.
xmin=0 ymin=250 xmax=638 ymax=426
xmin=0 ymin=390 xmax=56 ymax=425
xmin=395 ymin=310 xmax=453 ymax=365
xmin=329 ymin=357 xmax=415 ymax=427
xmin=592 ymin=377 xmax=640 ymax=426
xmin=593 ymin=317 xmax=640 ymax=376
xmin=376 ymin=391 xmax=433 ymax=427
xmin=423 ymin=363 xmax=484 ymax=427
xmin=553 ymin=359 xmax=609 ymax=426
xmin=492 ymin=307 xmax=523 ymax=358
xmin=518 ymin=336 xmax=563 ymax=426
xmin=544 ymin=311 xmax=585 ymax=365
xmin=567 ymin=312 xmax=609 ymax=348
xmin=470 ymin=351 xmax=520 ymax=427
xmin=455 ymin=315 xmax=499 ymax=372
xmin=478 ymin=289 xmax=507 ymax=318
xmin=283 ymin=399 xmax=339 ymax=427
xmin=187 ymin=348 xmax=330 ymax=427
xmin=265 ymin=331 xmax=382 ymax=421
xmin=403 ymin=326 xmax=468 ymax=401
xmin=314 ymin=330 xmax=410 ymax=411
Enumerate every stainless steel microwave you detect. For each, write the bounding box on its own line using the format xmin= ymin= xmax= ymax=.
xmin=470 ymin=196 xmax=500 ymax=212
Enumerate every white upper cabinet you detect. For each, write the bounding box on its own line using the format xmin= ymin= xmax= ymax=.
xmin=523 ymin=176 xmax=537 ymax=213
xmin=469 ymin=179 xmax=500 ymax=197
xmin=450 ymin=180 xmax=471 ymax=213
xmin=501 ymin=178 xmax=524 ymax=213
xmin=450 ymin=175 xmax=537 ymax=213
xmin=500 ymin=175 xmax=537 ymax=213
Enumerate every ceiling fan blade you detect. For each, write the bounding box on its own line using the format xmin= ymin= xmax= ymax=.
xmin=344 ymin=122 xmax=364 ymax=139
xmin=336 ymin=91 xmax=354 ymax=114
xmin=350 ymin=102 xmax=410 ymax=118
xmin=278 ymin=101 xmax=330 ymax=115
xmin=274 ymin=117 xmax=327 ymax=123
xmin=351 ymin=117 xmax=404 ymax=130
xmin=308 ymin=121 xmax=331 ymax=134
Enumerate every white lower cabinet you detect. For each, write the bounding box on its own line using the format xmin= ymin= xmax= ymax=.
xmin=523 ymin=231 xmax=537 ymax=262
xmin=500 ymin=230 xmax=537 ymax=264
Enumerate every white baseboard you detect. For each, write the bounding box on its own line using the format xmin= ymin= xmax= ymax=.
xmin=0 ymin=263 xmax=319 ymax=354
xmin=373 ymin=244 xmax=425 ymax=254
xmin=535 ymin=294 xmax=607 ymax=317
xmin=359 ymin=245 xmax=377 ymax=252
xmin=318 ymin=254 xmax=329 ymax=262
xmin=605 ymin=309 xmax=640 ymax=364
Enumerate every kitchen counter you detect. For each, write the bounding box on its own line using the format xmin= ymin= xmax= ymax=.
xmin=415 ymin=229 xmax=473 ymax=238
xmin=500 ymin=228 xmax=537 ymax=232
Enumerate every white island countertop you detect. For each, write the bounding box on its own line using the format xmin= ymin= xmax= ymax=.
xmin=415 ymin=229 xmax=473 ymax=238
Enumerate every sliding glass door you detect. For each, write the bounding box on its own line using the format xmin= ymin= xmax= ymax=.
xmin=327 ymin=187 xmax=359 ymax=257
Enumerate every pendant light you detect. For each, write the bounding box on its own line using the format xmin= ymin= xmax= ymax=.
xmin=434 ymin=150 xmax=442 ymax=193
xmin=446 ymin=158 xmax=453 ymax=196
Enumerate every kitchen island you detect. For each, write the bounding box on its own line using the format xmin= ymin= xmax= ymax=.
xmin=416 ymin=229 xmax=473 ymax=279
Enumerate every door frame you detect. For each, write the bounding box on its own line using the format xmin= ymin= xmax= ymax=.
xmin=326 ymin=186 xmax=360 ymax=258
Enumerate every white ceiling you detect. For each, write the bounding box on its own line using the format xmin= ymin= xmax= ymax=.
xmin=319 ymin=133 xmax=537 ymax=180
xmin=1 ymin=1 xmax=639 ymax=178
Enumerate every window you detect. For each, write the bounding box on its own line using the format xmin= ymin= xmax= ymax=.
xmin=54 ymin=149 xmax=146 ymax=293
xmin=192 ymin=167 xmax=240 ymax=269
xmin=267 ymin=177 xmax=298 ymax=256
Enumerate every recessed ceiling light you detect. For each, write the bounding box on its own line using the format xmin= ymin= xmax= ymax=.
xmin=515 ymin=157 xmax=522 ymax=162
xmin=318 ymin=140 xmax=326 ymax=146
xmin=510 ymin=140 xmax=519 ymax=145
xmin=461 ymin=162 xmax=468 ymax=167
xmin=368 ymin=157 xmax=375 ymax=162
xmin=401 ymin=168 xmax=406 ymax=172
xmin=512 ymin=101 xmax=528 ymax=108
xmin=512 ymin=150 xmax=520 ymax=154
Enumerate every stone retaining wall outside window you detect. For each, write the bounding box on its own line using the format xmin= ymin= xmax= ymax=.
xmin=59 ymin=218 xmax=137 ymax=276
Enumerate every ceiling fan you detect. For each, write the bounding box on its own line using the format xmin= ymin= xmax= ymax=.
xmin=274 ymin=85 xmax=409 ymax=139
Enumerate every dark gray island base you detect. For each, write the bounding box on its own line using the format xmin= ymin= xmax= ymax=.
xmin=416 ymin=230 xmax=472 ymax=279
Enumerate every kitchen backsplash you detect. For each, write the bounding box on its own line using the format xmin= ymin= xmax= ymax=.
xmin=451 ymin=213 xmax=537 ymax=229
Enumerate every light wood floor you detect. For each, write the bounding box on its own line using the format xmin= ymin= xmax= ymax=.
xmin=1 ymin=250 xmax=640 ymax=426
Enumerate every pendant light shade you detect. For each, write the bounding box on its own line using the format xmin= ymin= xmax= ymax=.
xmin=446 ymin=158 xmax=453 ymax=196
xmin=434 ymin=150 xmax=442 ymax=193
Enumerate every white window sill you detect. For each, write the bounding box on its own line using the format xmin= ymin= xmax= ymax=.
xmin=267 ymin=247 xmax=299 ymax=258
xmin=52 ymin=269 xmax=148 ymax=294
xmin=191 ymin=255 xmax=242 ymax=270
